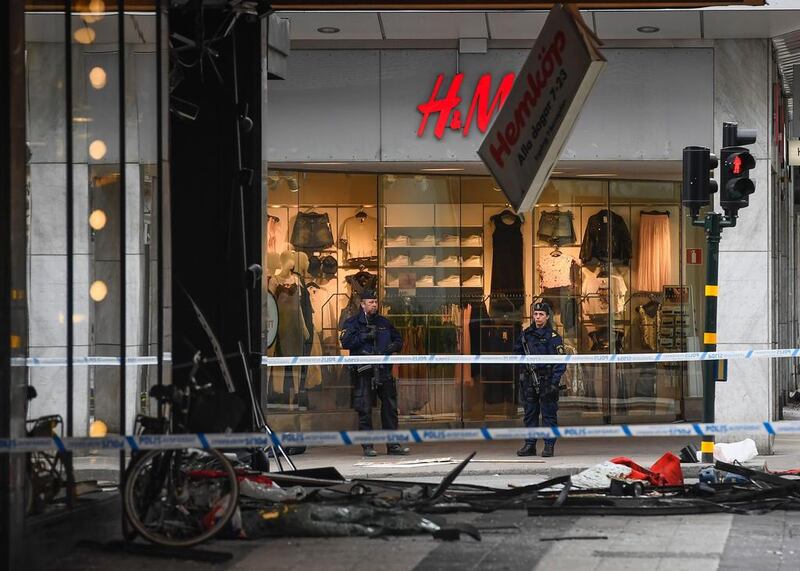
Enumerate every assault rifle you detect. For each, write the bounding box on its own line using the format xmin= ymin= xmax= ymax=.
xmin=519 ymin=335 xmax=540 ymax=394
xmin=355 ymin=311 xmax=381 ymax=391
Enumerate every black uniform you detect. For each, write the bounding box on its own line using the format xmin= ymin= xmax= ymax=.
xmin=340 ymin=311 xmax=403 ymax=432
xmin=514 ymin=323 xmax=566 ymax=448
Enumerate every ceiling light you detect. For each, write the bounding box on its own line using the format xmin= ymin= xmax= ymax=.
xmin=317 ymin=26 xmax=340 ymax=34
xmin=89 ymin=139 xmax=107 ymax=160
xmin=89 ymin=280 xmax=108 ymax=302
xmin=73 ymin=117 xmax=92 ymax=123
xmin=89 ymin=66 xmax=107 ymax=89
xmin=74 ymin=26 xmax=96 ymax=45
xmin=636 ymin=26 xmax=659 ymax=34
xmin=89 ymin=209 xmax=107 ymax=230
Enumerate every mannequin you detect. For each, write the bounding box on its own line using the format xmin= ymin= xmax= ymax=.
xmin=294 ymin=251 xmax=310 ymax=277
xmin=276 ymin=250 xmax=297 ymax=279
xmin=272 ymin=249 xmax=310 ymax=403
xmin=266 ymin=252 xmax=281 ymax=276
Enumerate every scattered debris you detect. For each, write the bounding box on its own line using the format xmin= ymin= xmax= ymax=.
xmin=679 ymin=443 xmax=699 ymax=463
xmin=540 ymin=535 xmax=609 ymax=542
xmin=713 ymin=439 xmax=758 ymax=464
xmin=354 ymin=457 xmax=458 ymax=468
xmin=121 ymin=448 xmax=800 ymax=548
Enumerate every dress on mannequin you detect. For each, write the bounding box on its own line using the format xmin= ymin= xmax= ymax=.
xmin=489 ymin=210 xmax=525 ymax=313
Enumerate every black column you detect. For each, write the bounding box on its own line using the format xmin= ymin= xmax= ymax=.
xmin=0 ymin=0 xmax=28 ymax=568
xmin=169 ymin=3 xmax=263 ymax=429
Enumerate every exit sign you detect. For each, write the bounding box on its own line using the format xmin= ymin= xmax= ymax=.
xmin=687 ymin=248 xmax=703 ymax=265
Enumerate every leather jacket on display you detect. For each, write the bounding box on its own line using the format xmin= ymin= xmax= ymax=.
xmin=579 ymin=209 xmax=632 ymax=265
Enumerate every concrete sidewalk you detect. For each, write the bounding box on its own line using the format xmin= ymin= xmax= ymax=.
xmin=70 ymin=433 xmax=800 ymax=485
xmin=277 ymin=434 xmax=800 ymax=480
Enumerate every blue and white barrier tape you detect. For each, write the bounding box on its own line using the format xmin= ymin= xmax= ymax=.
xmin=2 ymin=420 xmax=798 ymax=453
xmin=10 ymin=348 xmax=800 ymax=368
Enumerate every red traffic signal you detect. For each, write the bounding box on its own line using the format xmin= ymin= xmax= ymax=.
xmin=720 ymin=147 xmax=755 ymax=217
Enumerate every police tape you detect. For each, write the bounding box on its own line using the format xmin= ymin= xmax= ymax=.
xmin=2 ymin=420 xmax=798 ymax=453
xmin=10 ymin=347 xmax=800 ymax=368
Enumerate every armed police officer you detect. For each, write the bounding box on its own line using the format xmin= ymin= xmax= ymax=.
xmin=340 ymin=290 xmax=410 ymax=458
xmin=514 ymin=301 xmax=566 ymax=458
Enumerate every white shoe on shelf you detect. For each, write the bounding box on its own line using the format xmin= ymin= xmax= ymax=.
xmin=415 ymin=275 xmax=435 ymax=287
xmin=414 ymin=234 xmax=436 ymax=246
xmin=437 ymin=255 xmax=459 ymax=267
xmin=437 ymin=234 xmax=459 ymax=246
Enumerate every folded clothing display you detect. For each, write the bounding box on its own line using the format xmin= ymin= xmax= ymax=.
xmin=460 ymin=234 xmax=482 ymax=247
xmin=461 ymin=275 xmax=483 ymax=287
xmin=413 ymin=234 xmax=436 ymax=246
xmin=412 ymin=254 xmax=436 ymax=266
xmin=461 ymin=255 xmax=482 ymax=267
xmin=386 ymin=254 xmax=410 ymax=267
xmin=386 ymin=235 xmax=411 ymax=246
xmin=437 ymin=274 xmax=461 ymax=287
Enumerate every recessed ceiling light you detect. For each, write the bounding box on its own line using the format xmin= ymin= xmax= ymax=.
xmin=317 ymin=26 xmax=340 ymax=34
xmin=636 ymin=26 xmax=660 ymax=34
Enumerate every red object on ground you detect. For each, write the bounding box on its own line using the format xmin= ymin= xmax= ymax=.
xmin=610 ymin=452 xmax=684 ymax=486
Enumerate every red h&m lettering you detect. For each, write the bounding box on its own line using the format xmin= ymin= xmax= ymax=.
xmin=417 ymin=73 xmax=464 ymax=139
xmin=462 ymin=73 xmax=515 ymax=137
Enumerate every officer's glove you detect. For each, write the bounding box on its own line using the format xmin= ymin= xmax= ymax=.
xmin=384 ymin=341 xmax=401 ymax=355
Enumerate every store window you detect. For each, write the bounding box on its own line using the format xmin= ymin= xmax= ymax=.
xmin=264 ymin=171 xmax=701 ymax=430
xmin=264 ymin=172 xmax=379 ymax=418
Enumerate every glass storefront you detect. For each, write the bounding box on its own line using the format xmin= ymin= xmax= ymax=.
xmin=263 ymin=172 xmax=705 ymax=431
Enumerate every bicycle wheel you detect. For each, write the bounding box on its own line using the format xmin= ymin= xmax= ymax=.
xmin=123 ymin=448 xmax=239 ymax=547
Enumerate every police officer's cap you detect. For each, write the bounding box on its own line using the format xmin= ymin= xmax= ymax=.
xmin=533 ymin=301 xmax=551 ymax=315
xmin=361 ymin=289 xmax=378 ymax=300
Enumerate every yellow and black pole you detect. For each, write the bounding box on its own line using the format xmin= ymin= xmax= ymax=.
xmin=682 ymin=122 xmax=756 ymax=465
xmin=697 ymin=213 xmax=733 ymax=463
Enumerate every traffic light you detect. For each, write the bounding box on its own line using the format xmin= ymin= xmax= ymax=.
xmin=682 ymin=146 xmax=718 ymax=218
xmin=719 ymin=123 xmax=757 ymax=218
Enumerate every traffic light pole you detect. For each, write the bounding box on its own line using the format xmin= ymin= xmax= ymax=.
xmin=683 ymin=122 xmax=755 ymax=465
xmin=692 ymin=211 xmax=735 ymax=463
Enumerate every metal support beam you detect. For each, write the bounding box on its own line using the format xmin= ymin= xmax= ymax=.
xmin=0 ymin=1 xmax=28 ymax=568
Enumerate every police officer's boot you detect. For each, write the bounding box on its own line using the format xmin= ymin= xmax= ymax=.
xmin=542 ymin=442 xmax=555 ymax=458
xmin=362 ymin=445 xmax=378 ymax=458
xmin=517 ymin=442 xmax=536 ymax=456
xmin=387 ymin=444 xmax=410 ymax=456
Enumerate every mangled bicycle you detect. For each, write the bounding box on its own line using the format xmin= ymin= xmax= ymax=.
xmin=123 ymin=351 xmax=239 ymax=547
